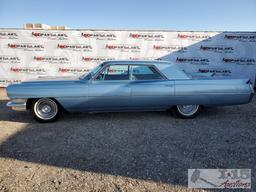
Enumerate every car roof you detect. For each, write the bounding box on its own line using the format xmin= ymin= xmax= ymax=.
xmin=102 ymin=60 xmax=173 ymax=66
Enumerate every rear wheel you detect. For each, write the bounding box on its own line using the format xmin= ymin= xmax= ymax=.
xmin=173 ymin=105 xmax=201 ymax=119
xmin=31 ymin=98 xmax=62 ymax=123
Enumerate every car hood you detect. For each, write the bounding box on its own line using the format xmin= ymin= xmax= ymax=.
xmin=6 ymin=76 xmax=86 ymax=99
xmin=21 ymin=76 xmax=80 ymax=84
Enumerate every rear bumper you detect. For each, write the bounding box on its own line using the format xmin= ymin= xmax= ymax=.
xmin=6 ymin=100 xmax=27 ymax=111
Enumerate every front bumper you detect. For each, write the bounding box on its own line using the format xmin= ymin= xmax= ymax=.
xmin=6 ymin=100 xmax=27 ymax=111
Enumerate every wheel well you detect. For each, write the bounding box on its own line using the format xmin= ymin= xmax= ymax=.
xmin=26 ymin=98 xmax=64 ymax=110
xmin=26 ymin=98 xmax=36 ymax=110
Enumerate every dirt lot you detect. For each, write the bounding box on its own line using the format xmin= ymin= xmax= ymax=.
xmin=0 ymin=87 xmax=255 ymax=192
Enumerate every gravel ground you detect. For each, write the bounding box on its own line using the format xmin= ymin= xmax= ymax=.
xmin=0 ymin=88 xmax=255 ymax=192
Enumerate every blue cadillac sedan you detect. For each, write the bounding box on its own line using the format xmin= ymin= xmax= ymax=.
xmin=6 ymin=60 xmax=254 ymax=122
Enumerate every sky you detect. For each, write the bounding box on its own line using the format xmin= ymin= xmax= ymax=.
xmin=0 ymin=0 xmax=255 ymax=31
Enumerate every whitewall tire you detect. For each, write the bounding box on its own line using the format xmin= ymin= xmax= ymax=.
xmin=173 ymin=105 xmax=201 ymax=119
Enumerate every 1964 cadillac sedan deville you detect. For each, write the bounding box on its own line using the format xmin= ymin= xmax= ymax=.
xmin=6 ymin=60 xmax=254 ymax=122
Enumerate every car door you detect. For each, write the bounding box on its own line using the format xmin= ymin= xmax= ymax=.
xmin=88 ymin=64 xmax=131 ymax=111
xmin=130 ymin=64 xmax=174 ymax=109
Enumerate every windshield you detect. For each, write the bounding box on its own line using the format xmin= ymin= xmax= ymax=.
xmin=79 ymin=63 xmax=103 ymax=80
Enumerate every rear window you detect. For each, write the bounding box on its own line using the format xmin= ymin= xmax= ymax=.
xmin=131 ymin=65 xmax=163 ymax=80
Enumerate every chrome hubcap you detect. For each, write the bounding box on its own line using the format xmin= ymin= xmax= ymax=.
xmin=41 ymin=105 xmax=52 ymax=113
xmin=34 ymin=99 xmax=58 ymax=120
xmin=177 ymin=105 xmax=199 ymax=116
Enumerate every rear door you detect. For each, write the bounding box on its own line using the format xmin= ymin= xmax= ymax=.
xmin=130 ymin=65 xmax=174 ymax=109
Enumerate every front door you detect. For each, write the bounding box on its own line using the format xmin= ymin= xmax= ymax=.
xmin=88 ymin=64 xmax=131 ymax=111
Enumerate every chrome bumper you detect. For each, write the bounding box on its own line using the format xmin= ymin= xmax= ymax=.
xmin=6 ymin=100 xmax=27 ymax=111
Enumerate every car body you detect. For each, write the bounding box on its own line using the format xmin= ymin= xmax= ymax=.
xmin=6 ymin=60 xmax=254 ymax=122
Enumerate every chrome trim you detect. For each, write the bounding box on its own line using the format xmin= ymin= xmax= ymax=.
xmin=249 ymin=83 xmax=254 ymax=94
xmin=6 ymin=100 xmax=27 ymax=111
xmin=92 ymin=63 xmax=168 ymax=81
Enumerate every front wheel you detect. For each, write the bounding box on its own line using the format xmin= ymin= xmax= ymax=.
xmin=31 ymin=98 xmax=62 ymax=123
xmin=172 ymin=105 xmax=201 ymax=119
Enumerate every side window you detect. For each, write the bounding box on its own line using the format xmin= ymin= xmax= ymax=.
xmin=131 ymin=65 xmax=163 ymax=80
xmin=95 ymin=65 xmax=129 ymax=80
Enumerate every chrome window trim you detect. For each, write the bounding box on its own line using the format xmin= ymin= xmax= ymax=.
xmin=129 ymin=64 xmax=168 ymax=81
xmin=92 ymin=63 xmax=168 ymax=81
xmin=92 ymin=63 xmax=130 ymax=81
